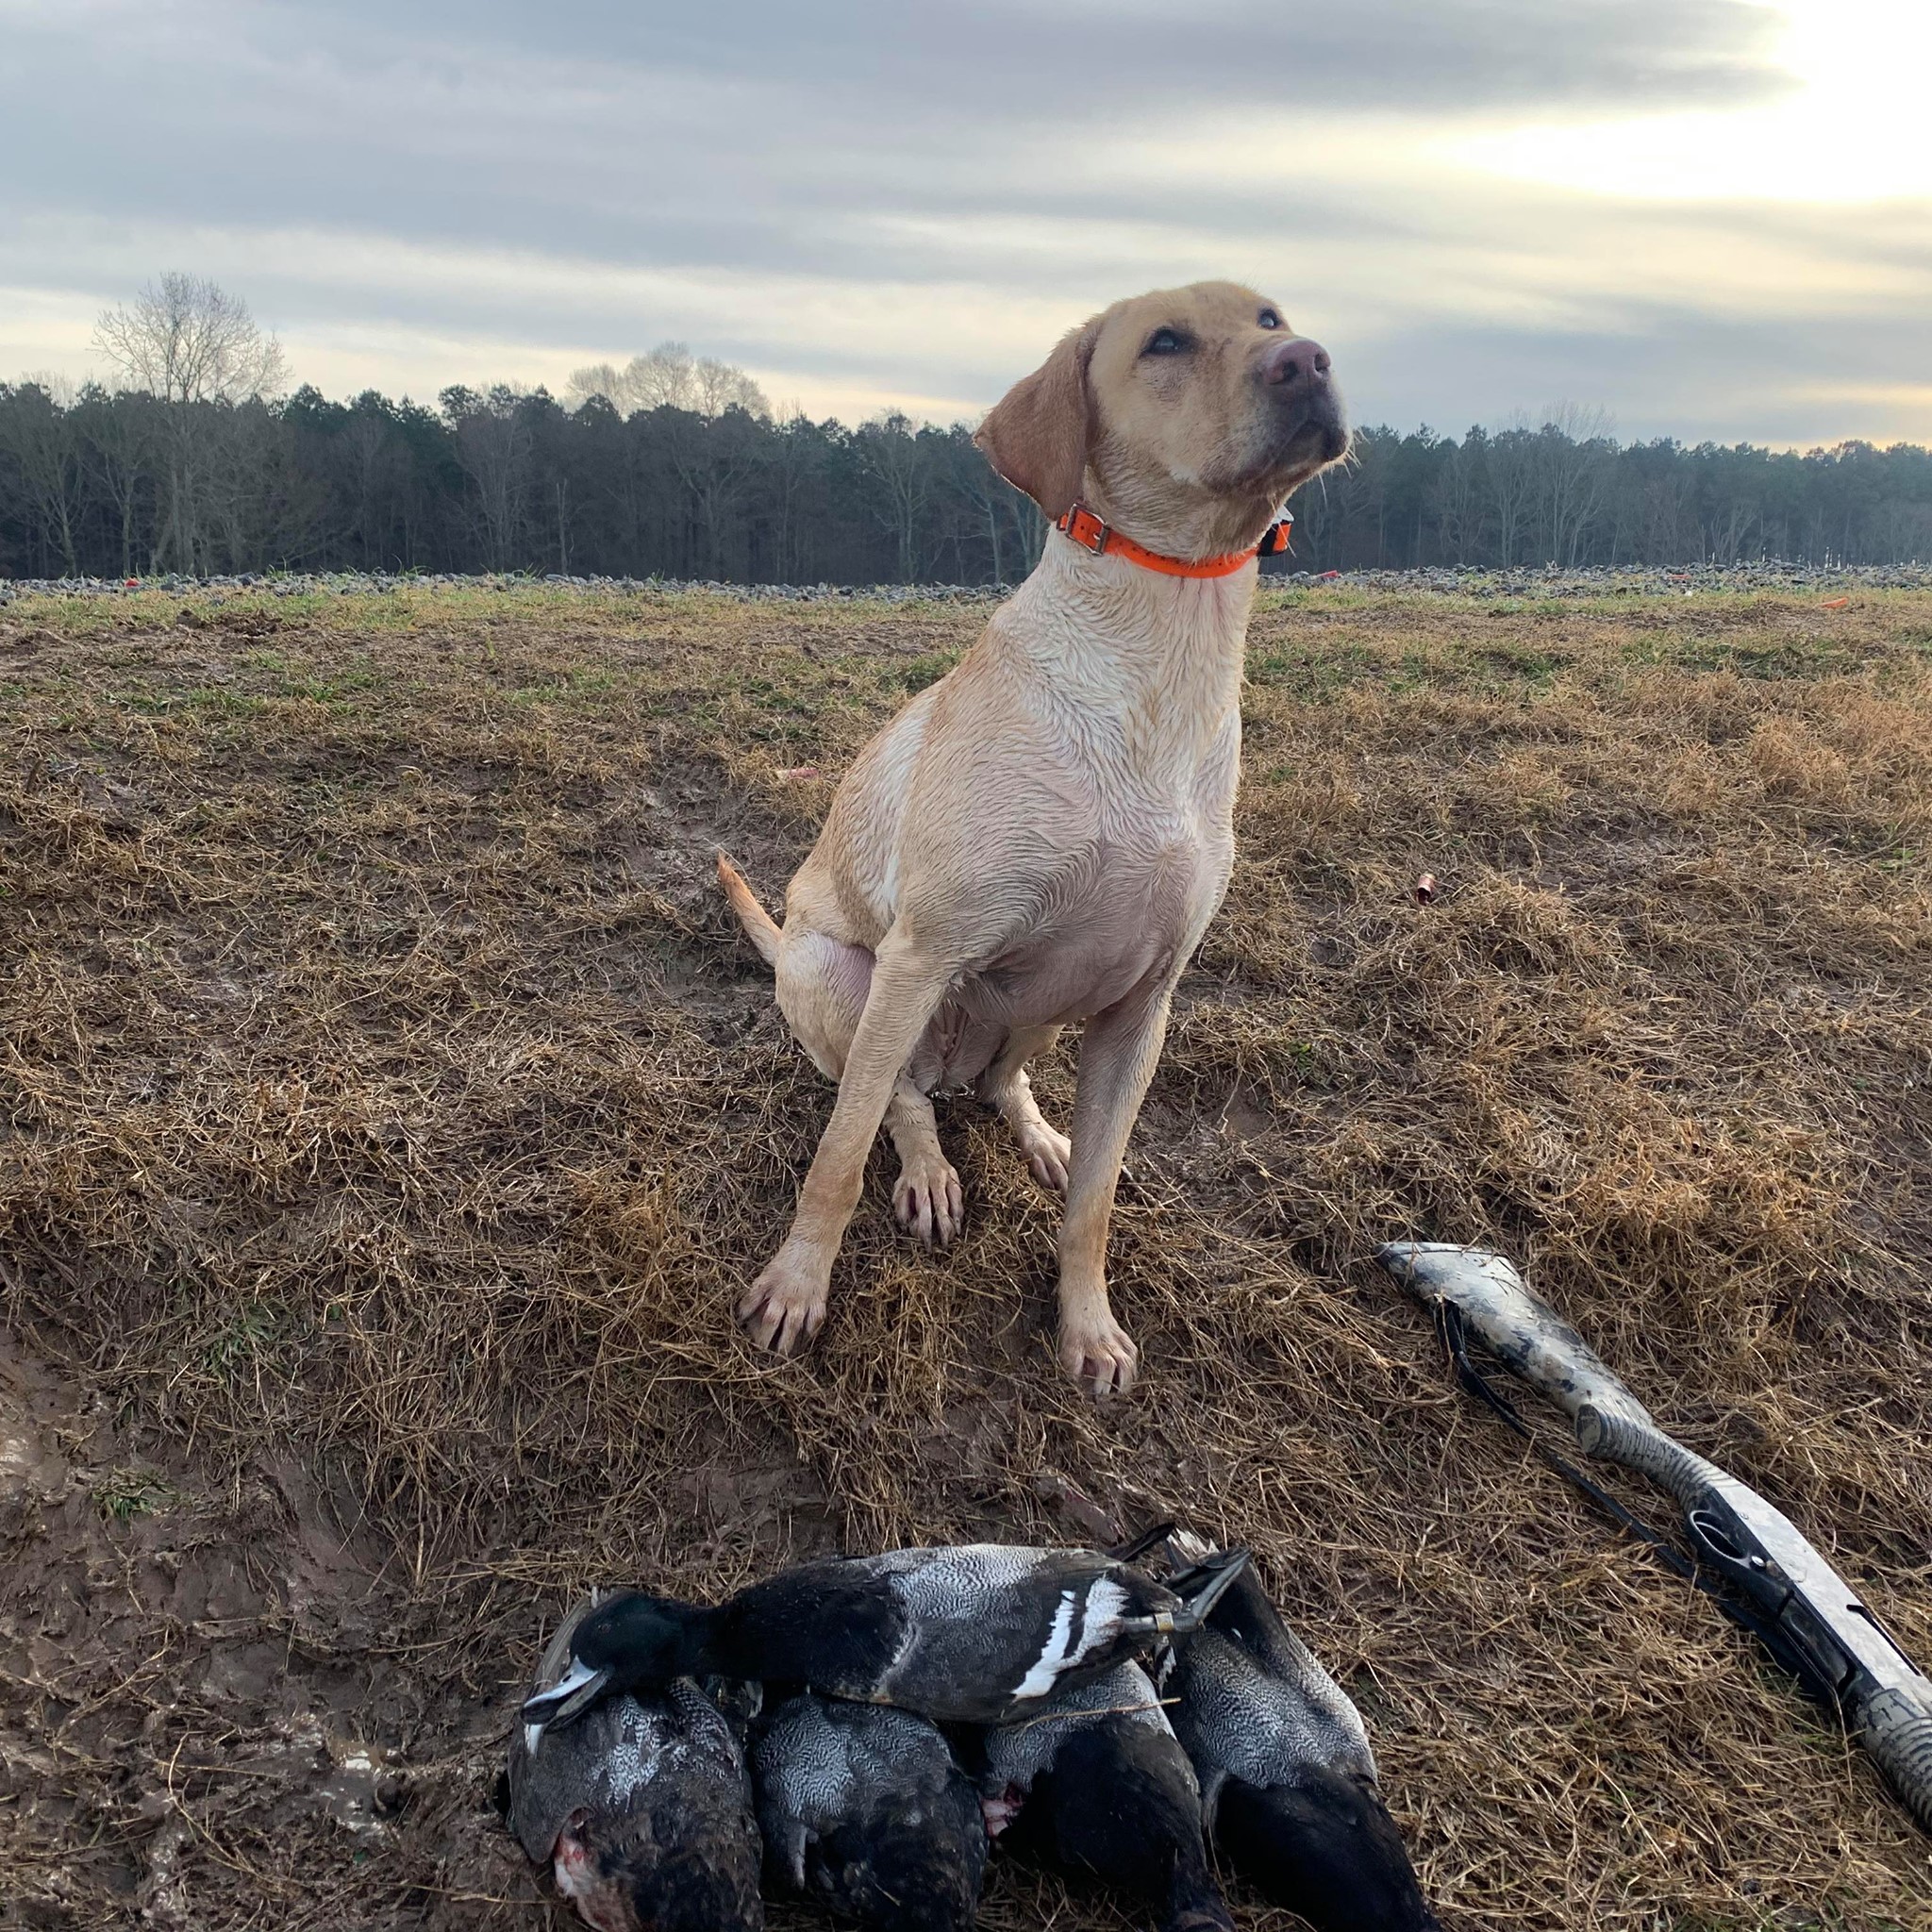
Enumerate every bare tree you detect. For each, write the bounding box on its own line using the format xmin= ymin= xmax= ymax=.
xmin=1703 ymin=493 xmax=1759 ymax=567
xmin=1428 ymin=428 xmax=1490 ymax=565
xmin=1331 ymin=431 xmax=1391 ymax=565
xmin=662 ymin=405 xmax=765 ymax=576
xmin=951 ymin=433 xmax=1014 ymax=583
xmin=763 ymin=410 xmax=821 ymax=583
xmin=1871 ymin=495 xmax=1932 ymax=565
xmin=441 ymin=386 xmax=534 ymax=571
xmin=1485 ymin=416 xmax=1537 ymax=567
xmin=564 ymin=360 xmax=634 ymax=412
xmin=691 ymin=355 xmax=770 ymax=420
xmin=0 ymin=378 xmax=84 ymax=575
xmin=567 ymin=341 xmax=769 ymax=420
xmin=74 ymin=383 xmax=157 ymax=577
xmin=1531 ymin=403 xmax=1616 ymax=565
xmin=94 ymin=274 xmax=287 ymax=408
xmin=629 ymin=344 xmax=699 ymax=411
xmin=858 ymin=412 xmax=932 ymax=581
xmin=92 ymin=274 xmax=288 ymax=571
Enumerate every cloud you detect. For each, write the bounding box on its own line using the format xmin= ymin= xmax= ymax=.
xmin=291 ymin=0 xmax=1792 ymax=123
xmin=0 ymin=0 xmax=1924 ymax=444
xmin=1346 ymin=305 xmax=1932 ymax=447
xmin=0 ymin=1 xmax=1784 ymax=264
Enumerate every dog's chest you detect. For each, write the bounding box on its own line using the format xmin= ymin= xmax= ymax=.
xmin=962 ymin=716 xmax=1239 ymax=1028
xmin=1085 ymin=691 xmax=1241 ymax=876
xmin=965 ymin=840 xmax=1221 ymax=1028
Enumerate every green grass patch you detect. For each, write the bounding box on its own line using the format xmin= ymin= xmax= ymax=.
xmin=92 ymin=1467 xmax=177 ymax=1524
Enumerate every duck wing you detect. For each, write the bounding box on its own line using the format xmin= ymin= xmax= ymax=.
xmin=1166 ymin=1626 xmax=1374 ymax=1810
xmin=513 ymin=1677 xmax=764 ymax=1931
xmin=1161 ymin=1534 xmax=1374 ymax=1784
xmin=724 ymin=1545 xmax=1188 ymax=1722
xmin=753 ymin=1694 xmax=986 ymax=1932
xmin=1158 ymin=1551 xmax=1437 ymax=1932
xmin=508 ymin=1680 xmax=671 ymax=1865
xmin=878 ymin=1544 xmax=1205 ymax=1720
xmin=508 ymin=1596 xmax=610 ymax=1862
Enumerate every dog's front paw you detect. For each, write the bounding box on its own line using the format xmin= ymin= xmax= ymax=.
xmin=893 ymin=1150 xmax=964 ymax=1248
xmin=737 ymin=1245 xmax=830 ymax=1356
xmin=1058 ymin=1307 xmax=1140 ymax=1399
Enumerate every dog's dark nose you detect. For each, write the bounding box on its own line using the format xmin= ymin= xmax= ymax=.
xmin=1260 ymin=336 xmax=1331 ymax=394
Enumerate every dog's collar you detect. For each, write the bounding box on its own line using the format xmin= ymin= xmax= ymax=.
xmin=1054 ymin=502 xmax=1292 ymax=578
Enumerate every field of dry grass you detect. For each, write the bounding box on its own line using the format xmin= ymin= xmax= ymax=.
xmin=2 ymin=579 xmax=1929 ymax=1931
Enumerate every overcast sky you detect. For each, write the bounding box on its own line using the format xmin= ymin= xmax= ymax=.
xmin=3 ymin=0 xmax=1927 ymax=443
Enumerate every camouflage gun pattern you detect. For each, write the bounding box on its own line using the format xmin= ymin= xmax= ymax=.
xmin=1377 ymin=1241 xmax=1932 ymax=1834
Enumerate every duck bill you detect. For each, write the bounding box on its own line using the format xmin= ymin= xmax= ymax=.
xmin=520 ymin=1657 xmax=612 ymax=1754
xmin=1166 ymin=1546 xmax=1250 ymax=1631
xmin=1120 ymin=1548 xmax=1251 ymax=1640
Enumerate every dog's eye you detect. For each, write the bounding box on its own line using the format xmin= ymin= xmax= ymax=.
xmin=1257 ymin=308 xmax=1282 ymax=330
xmin=1142 ymin=327 xmax=1189 ymax=357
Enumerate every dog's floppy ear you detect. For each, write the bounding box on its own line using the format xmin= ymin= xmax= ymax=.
xmin=974 ymin=314 xmax=1103 ymax=521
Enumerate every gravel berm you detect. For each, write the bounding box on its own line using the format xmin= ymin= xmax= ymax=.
xmin=3 ymin=558 xmax=1928 ymax=604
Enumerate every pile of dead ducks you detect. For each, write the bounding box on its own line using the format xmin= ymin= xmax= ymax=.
xmin=507 ymin=1528 xmax=1439 ymax=1932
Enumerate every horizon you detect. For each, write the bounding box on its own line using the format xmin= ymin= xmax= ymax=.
xmin=3 ymin=1 xmax=1928 ymax=449
xmin=13 ymin=364 xmax=1932 ymax=461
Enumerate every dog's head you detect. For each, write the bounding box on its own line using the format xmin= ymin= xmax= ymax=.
xmin=975 ymin=281 xmax=1348 ymax=559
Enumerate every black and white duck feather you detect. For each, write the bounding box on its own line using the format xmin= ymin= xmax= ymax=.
xmin=980 ymin=1659 xmax=1233 ymax=1932
xmin=507 ymin=1595 xmax=764 ymax=1932
xmin=521 ymin=1542 xmax=1248 ymax=1746
xmin=1158 ymin=1532 xmax=1439 ymax=1932
xmin=751 ymin=1692 xmax=986 ymax=1932
xmin=1158 ymin=1532 xmax=1375 ymax=1814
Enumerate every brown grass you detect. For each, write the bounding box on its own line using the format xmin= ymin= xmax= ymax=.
xmin=1 ymin=581 xmax=1929 ymax=1930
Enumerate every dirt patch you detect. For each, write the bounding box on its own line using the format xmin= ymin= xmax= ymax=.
xmin=1 ymin=584 xmax=1930 ymax=1929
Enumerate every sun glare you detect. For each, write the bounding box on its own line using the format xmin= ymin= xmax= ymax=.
xmin=1450 ymin=0 xmax=1932 ymax=204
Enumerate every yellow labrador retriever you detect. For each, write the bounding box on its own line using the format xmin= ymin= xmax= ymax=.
xmin=717 ymin=281 xmax=1347 ymax=1394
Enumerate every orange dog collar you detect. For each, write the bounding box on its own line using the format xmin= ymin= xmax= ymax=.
xmin=1055 ymin=502 xmax=1292 ymax=578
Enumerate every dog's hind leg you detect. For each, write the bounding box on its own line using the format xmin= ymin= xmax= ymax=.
xmin=977 ymin=1025 xmax=1071 ymax=1192
xmin=774 ymin=929 xmax=963 ymax=1250
xmin=882 ymin=1076 xmax=963 ymax=1249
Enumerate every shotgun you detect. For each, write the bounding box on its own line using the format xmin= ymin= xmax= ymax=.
xmin=1377 ymin=1240 xmax=1932 ymax=1833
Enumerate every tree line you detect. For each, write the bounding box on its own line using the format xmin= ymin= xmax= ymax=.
xmin=1302 ymin=412 xmax=1932 ymax=575
xmin=3 ymin=278 xmax=1927 ymax=583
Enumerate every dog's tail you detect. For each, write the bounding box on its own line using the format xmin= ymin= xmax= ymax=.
xmin=716 ymin=853 xmax=782 ymax=967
